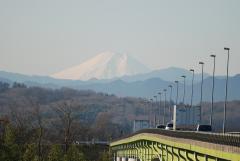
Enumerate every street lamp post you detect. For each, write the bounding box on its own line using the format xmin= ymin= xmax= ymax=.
xmin=143 ymin=100 xmax=148 ymax=118
xmin=181 ymin=75 xmax=187 ymax=125
xmin=150 ymin=98 xmax=153 ymax=128
xmin=223 ymin=47 xmax=230 ymax=133
xmin=163 ymin=89 xmax=167 ymax=125
xmin=190 ymin=69 xmax=195 ymax=124
xmin=199 ymin=61 xmax=204 ymax=124
xmin=175 ymin=81 xmax=179 ymax=106
xmin=154 ymin=95 xmax=157 ymax=127
xmin=181 ymin=75 xmax=186 ymax=105
xmin=210 ymin=54 xmax=216 ymax=127
xmin=154 ymin=95 xmax=157 ymax=102
xmin=168 ymin=85 xmax=173 ymax=121
xmin=158 ymin=92 xmax=162 ymax=124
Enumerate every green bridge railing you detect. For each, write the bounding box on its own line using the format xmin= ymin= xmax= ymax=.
xmin=110 ymin=129 xmax=240 ymax=161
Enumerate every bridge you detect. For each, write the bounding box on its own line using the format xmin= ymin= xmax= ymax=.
xmin=110 ymin=129 xmax=240 ymax=161
xmin=75 ymin=140 xmax=109 ymax=145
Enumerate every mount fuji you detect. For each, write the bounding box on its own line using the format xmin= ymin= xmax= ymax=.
xmin=51 ymin=52 xmax=151 ymax=80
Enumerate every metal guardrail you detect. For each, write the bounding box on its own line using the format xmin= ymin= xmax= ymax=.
xmin=112 ymin=129 xmax=240 ymax=147
xmin=74 ymin=141 xmax=109 ymax=145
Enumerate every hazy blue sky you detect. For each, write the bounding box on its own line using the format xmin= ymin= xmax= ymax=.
xmin=0 ymin=0 xmax=239 ymax=76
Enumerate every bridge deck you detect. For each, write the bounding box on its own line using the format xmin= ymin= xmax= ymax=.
xmin=110 ymin=129 xmax=240 ymax=161
xmin=112 ymin=129 xmax=240 ymax=147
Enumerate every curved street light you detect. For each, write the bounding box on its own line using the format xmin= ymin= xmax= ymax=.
xmin=181 ymin=75 xmax=186 ymax=105
xmin=190 ymin=69 xmax=195 ymax=124
xmin=199 ymin=61 xmax=204 ymax=123
xmin=153 ymin=95 xmax=157 ymax=127
xmin=189 ymin=69 xmax=195 ymax=108
xmin=174 ymin=81 xmax=179 ymax=106
xmin=181 ymin=75 xmax=187 ymax=125
xmin=150 ymin=98 xmax=153 ymax=127
xmin=143 ymin=99 xmax=148 ymax=118
xmin=163 ymin=89 xmax=167 ymax=125
xmin=223 ymin=47 xmax=230 ymax=133
xmin=158 ymin=92 xmax=162 ymax=125
xmin=168 ymin=85 xmax=173 ymax=121
xmin=210 ymin=54 xmax=216 ymax=126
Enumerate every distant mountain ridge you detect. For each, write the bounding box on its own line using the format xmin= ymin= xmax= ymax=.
xmin=51 ymin=52 xmax=150 ymax=80
xmin=51 ymin=51 xmax=210 ymax=83
xmin=74 ymin=75 xmax=240 ymax=103
xmin=0 ymin=69 xmax=239 ymax=104
xmin=120 ymin=67 xmax=210 ymax=83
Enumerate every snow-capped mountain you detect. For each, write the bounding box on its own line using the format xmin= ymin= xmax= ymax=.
xmin=51 ymin=52 xmax=150 ymax=80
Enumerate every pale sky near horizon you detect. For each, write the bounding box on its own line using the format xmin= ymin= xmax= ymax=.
xmin=0 ymin=0 xmax=239 ymax=76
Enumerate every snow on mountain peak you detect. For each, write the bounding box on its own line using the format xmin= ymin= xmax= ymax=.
xmin=51 ymin=52 xmax=150 ymax=80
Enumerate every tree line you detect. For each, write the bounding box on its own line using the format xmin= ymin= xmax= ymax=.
xmin=0 ymin=81 xmax=239 ymax=160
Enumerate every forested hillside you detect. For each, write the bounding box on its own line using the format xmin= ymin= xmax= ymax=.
xmin=0 ymin=82 xmax=239 ymax=139
xmin=0 ymin=81 xmax=239 ymax=160
xmin=0 ymin=82 xmax=142 ymax=161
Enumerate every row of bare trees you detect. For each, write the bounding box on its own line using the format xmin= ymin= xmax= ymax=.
xmin=0 ymin=98 xmax=113 ymax=161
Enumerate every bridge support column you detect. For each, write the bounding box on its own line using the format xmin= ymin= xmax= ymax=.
xmin=121 ymin=157 xmax=127 ymax=161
